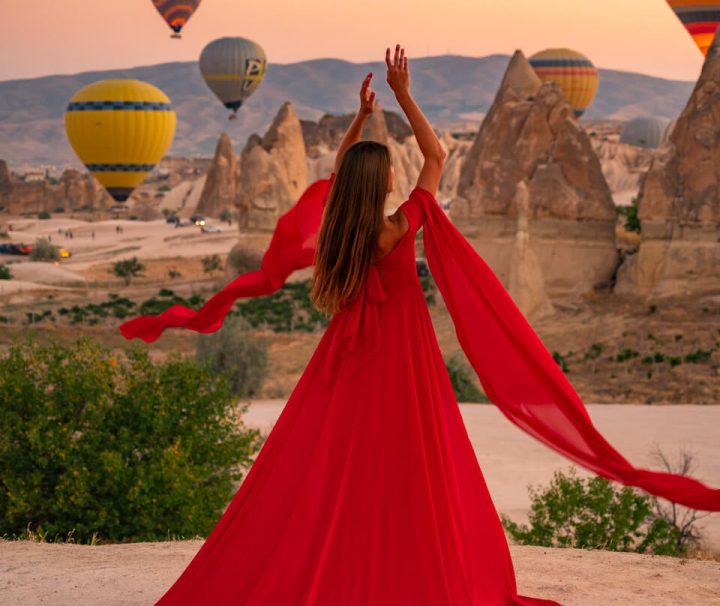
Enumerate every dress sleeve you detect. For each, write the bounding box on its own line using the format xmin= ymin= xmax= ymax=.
xmin=399 ymin=186 xmax=436 ymax=233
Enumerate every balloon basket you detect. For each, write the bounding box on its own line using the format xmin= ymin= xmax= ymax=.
xmin=171 ymin=34 xmax=182 ymax=39
xmin=228 ymin=114 xmax=238 ymax=121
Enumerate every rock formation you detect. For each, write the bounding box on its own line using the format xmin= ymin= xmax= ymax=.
xmin=195 ymin=133 xmax=240 ymax=217
xmin=616 ymin=31 xmax=720 ymax=297
xmin=235 ymin=102 xmax=308 ymax=231
xmin=507 ymin=182 xmax=555 ymax=319
xmin=0 ymin=162 xmax=111 ymax=214
xmin=453 ymin=51 xmax=618 ymax=298
xmin=592 ymin=137 xmax=655 ymax=206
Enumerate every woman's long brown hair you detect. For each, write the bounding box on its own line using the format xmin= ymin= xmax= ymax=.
xmin=311 ymin=141 xmax=390 ymax=314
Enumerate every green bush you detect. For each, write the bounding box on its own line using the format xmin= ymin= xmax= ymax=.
xmin=201 ymin=254 xmax=222 ymax=276
xmin=233 ymin=280 xmax=329 ymax=333
xmin=617 ymin=198 xmax=641 ymax=233
xmin=0 ymin=264 xmax=12 ymax=280
xmin=0 ymin=336 xmax=263 ymax=543
xmin=113 ymin=257 xmax=145 ymax=285
xmin=502 ymin=468 xmax=684 ymax=556
xmin=195 ymin=316 xmax=268 ymax=397
xmin=445 ymin=353 xmax=487 ymax=403
xmin=30 ymin=238 xmax=60 ymax=262
xmin=38 ymin=211 xmax=51 ymax=220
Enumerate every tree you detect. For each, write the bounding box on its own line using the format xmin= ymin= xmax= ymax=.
xmin=0 ymin=264 xmax=12 ymax=280
xmin=30 ymin=238 xmax=60 ymax=261
xmin=113 ymin=257 xmax=145 ymax=285
xmin=201 ymin=254 xmax=222 ymax=276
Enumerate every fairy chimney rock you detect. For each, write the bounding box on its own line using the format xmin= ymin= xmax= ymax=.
xmin=260 ymin=101 xmax=308 ymax=201
xmin=616 ymin=29 xmax=720 ymax=296
xmin=235 ymin=102 xmax=308 ymax=231
xmin=453 ymin=50 xmax=617 ymax=298
xmin=195 ymin=132 xmax=239 ymax=217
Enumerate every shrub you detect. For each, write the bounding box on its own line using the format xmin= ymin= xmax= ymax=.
xmin=201 ymin=254 xmax=222 ymax=276
xmin=219 ymin=208 xmax=233 ymax=222
xmin=226 ymin=245 xmax=262 ymax=275
xmin=112 ymin=257 xmax=145 ymax=285
xmin=617 ymin=198 xmax=641 ymax=233
xmin=38 ymin=211 xmax=51 ymax=220
xmin=0 ymin=336 xmax=263 ymax=543
xmin=445 ymin=353 xmax=487 ymax=403
xmin=502 ymin=468 xmax=684 ymax=556
xmin=195 ymin=316 xmax=268 ymax=397
xmin=30 ymin=238 xmax=60 ymax=261
xmin=0 ymin=264 xmax=12 ymax=280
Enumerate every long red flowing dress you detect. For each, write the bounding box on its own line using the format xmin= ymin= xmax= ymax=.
xmin=153 ymin=186 xmax=559 ymax=605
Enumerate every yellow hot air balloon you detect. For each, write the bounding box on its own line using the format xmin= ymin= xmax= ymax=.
xmin=666 ymin=1 xmax=720 ymax=56
xmin=65 ymin=80 xmax=176 ymax=201
xmin=528 ymin=49 xmax=599 ymax=118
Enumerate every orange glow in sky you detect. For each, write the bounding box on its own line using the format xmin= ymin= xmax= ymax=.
xmin=0 ymin=0 xmax=704 ymax=81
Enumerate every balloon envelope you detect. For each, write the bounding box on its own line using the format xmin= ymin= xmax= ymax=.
xmin=666 ymin=0 xmax=720 ymax=56
xmin=620 ymin=117 xmax=669 ymax=149
xmin=199 ymin=37 xmax=267 ymax=115
xmin=152 ymin=0 xmax=201 ymax=36
xmin=528 ymin=48 xmax=599 ymax=118
xmin=65 ymin=80 xmax=176 ymax=202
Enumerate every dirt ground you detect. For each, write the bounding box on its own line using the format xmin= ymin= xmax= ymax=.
xmin=1 ymin=540 xmax=718 ymax=606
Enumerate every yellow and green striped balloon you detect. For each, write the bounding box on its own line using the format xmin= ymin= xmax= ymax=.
xmin=65 ymin=80 xmax=176 ymax=202
xmin=528 ymin=49 xmax=599 ymax=118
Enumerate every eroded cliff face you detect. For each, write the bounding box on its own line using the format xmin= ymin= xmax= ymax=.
xmin=0 ymin=162 xmax=111 ymax=214
xmin=616 ymin=32 xmax=720 ymax=297
xmin=452 ymin=50 xmax=618 ymax=298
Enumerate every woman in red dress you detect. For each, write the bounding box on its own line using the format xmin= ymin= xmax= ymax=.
xmin=149 ymin=43 xmax=555 ymax=606
xmin=122 ymin=45 xmax=720 ymax=605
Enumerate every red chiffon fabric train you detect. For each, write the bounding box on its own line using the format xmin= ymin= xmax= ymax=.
xmin=120 ymin=177 xmax=720 ymax=604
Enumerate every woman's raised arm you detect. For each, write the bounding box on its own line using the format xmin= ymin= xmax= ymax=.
xmin=333 ymin=72 xmax=376 ymax=174
xmin=386 ymin=44 xmax=446 ymax=196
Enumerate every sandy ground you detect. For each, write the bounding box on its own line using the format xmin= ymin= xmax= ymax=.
xmin=1 ymin=540 xmax=718 ymax=605
xmin=243 ymin=402 xmax=720 ymax=551
xmin=2 ymin=217 xmax=241 ymax=272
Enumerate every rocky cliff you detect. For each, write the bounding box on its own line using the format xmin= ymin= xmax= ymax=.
xmin=453 ymin=51 xmax=618 ymax=298
xmin=616 ymin=31 xmax=720 ymax=297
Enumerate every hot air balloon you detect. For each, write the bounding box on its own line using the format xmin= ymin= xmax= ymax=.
xmin=620 ymin=117 xmax=670 ymax=149
xmin=199 ymin=37 xmax=267 ymax=120
xmin=152 ymin=0 xmax=201 ymax=38
xmin=65 ymin=80 xmax=176 ymax=202
xmin=528 ymin=49 xmax=599 ymax=118
xmin=666 ymin=1 xmax=720 ymax=56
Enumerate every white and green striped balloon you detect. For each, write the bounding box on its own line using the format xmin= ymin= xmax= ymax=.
xmin=199 ymin=37 xmax=267 ymax=119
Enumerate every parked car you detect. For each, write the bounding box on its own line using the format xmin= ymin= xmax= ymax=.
xmin=416 ymin=258 xmax=430 ymax=277
xmin=166 ymin=214 xmax=179 ymax=224
xmin=0 ymin=243 xmax=31 ymax=256
xmin=190 ymin=213 xmax=206 ymax=226
xmin=59 ymin=247 xmax=72 ymax=258
xmin=174 ymin=219 xmax=194 ymax=228
xmin=201 ymin=224 xmax=223 ymax=233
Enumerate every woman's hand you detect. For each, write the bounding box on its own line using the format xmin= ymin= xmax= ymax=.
xmin=359 ymin=72 xmax=376 ymax=115
xmin=386 ymin=44 xmax=410 ymax=98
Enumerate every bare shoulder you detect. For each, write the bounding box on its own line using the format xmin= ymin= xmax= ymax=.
xmin=376 ymin=207 xmax=410 ymax=256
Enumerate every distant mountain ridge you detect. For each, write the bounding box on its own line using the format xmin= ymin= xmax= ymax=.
xmin=0 ymin=54 xmax=695 ymax=166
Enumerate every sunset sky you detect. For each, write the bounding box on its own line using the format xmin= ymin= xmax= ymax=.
xmin=0 ymin=0 xmax=707 ymax=82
